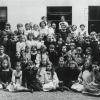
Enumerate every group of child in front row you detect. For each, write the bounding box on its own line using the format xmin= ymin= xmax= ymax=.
xmin=0 ymin=16 xmax=100 ymax=96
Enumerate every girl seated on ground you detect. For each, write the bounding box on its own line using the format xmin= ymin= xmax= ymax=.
xmin=7 ymin=62 xmax=30 ymax=92
xmin=42 ymin=63 xmax=59 ymax=92
xmin=67 ymin=60 xmax=80 ymax=88
xmin=56 ymin=57 xmax=70 ymax=91
xmin=0 ymin=58 xmax=12 ymax=89
xmin=71 ymin=60 xmax=93 ymax=92
xmin=82 ymin=62 xmax=100 ymax=96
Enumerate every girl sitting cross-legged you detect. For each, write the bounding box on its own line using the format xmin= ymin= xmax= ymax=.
xmin=7 ymin=62 xmax=31 ymax=92
xmin=71 ymin=60 xmax=93 ymax=92
xmin=42 ymin=63 xmax=59 ymax=92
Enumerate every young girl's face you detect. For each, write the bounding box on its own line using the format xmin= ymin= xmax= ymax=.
xmin=5 ymin=25 xmax=10 ymax=30
xmin=59 ymin=58 xmax=65 ymax=67
xmin=47 ymin=22 xmax=51 ymax=27
xmin=62 ymin=46 xmax=67 ymax=53
xmin=3 ymin=36 xmax=8 ymax=42
xmin=61 ymin=16 xmax=65 ymax=22
xmin=47 ymin=35 xmax=51 ymax=41
xmin=67 ymin=55 xmax=73 ymax=61
xmin=33 ymin=24 xmax=38 ymax=30
xmin=16 ymin=63 xmax=21 ymax=72
xmin=19 ymin=36 xmax=25 ymax=42
xmin=28 ymin=35 xmax=33 ymax=40
xmin=46 ymin=64 xmax=52 ymax=71
xmin=21 ymin=50 xmax=25 ymax=58
xmin=25 ymin=46 xmax=30 ymax=53
xmin=85 ymin=47 xmax=92 ymax=54
xmin=42 ymin=60 xmax=47 ymax=66
xmin=84 ymin=61 xmax=91 ymax=69
xmin=17 ymin=26 xmax=23 ymax=31
xmin=41 ymin=46 xmax=46 ymax=53
xmin=85 ymin=38 xmax=90 ymax=44
xmin=58 ymin=38 xmax=63 ymax=45
xmin=80 ymin=25 xmax=85 ymax=30
xmin=93 ymin=64 xmax=99 ymax=71
xmin=42 ymin=16 xmax=47 ymax=22
xmin=2 ymin=59 xmax=8 ymax=69
xmin=41 ymin=22 xmax=46 ymax=28
xmin=28 ymin=62 xmax=34 ymax=69
xmin=70 ymin=43 xmax=75 ymax=50
xmin=38 ymin=35 xmax=43 ymax=41
xmin=90 ymin=32 xmax=96 ymax=39
xmin=69 ymin=62 xmax=76 ymax=69
xmin=11 ymin=35 xmax=17 ymax=41
xmin=16 ymin=52 xmax=20 ymax=58
xmin=25 ymin=24 xmax=30 ymax=30
xmin=52 ymin=23 xmax=56 ymax=29
xmin=76 ymin=47 xmax=82 ymax=54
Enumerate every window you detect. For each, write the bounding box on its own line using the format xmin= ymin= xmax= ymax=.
xmin=0 ymin=7 xmax=7 ymax=30
xmin=88 ymin=6 xmax=100 ymax=33
xmin=47 ymin=6 xmax=72 ymax=31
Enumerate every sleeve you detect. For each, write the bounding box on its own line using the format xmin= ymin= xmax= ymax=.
xmin=53 ymin=72 xmax=59 ymax=84
xmin=16 ymin=42 xmax=20 ymax=53
xmin=12 ymin=70 xmax=15 ymax=83
xmin=78 ymin=71 xmax=82 ymax=80
xmin=59 ymin=22 xmax=61 ymax=30
xmin=46 ymin=54 xmax=51 ymax=64
xmin=19 ymin=71 xmax=22 ymax=85
xmin=35 ymin=54 xmax=41 ymax=68
xmin=7 ymin=55 xmax=11 ymax=69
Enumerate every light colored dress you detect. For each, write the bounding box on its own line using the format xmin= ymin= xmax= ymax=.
xmin=7 ymin=70 xmax=27 ymax=91
xmin=26 ymin=40 xmax=37 ymax=49
xmin=38 ymin=69 xmax=59 ymax=91
xmin=16 ymin=42 xmax=26 ymax=53
xmin=71 ymin=70 xmax=93 ymax=92
xmin=83 ymin=70 xmax=100 ymax=96
xmin=32 ymin=30 xmax=40 ymax=39
xmin=39 ymin=27 xmax=49 ymax=36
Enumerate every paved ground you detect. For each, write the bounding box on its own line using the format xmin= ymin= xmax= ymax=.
xmin=0 ymin=90 xmax=100 ymax=100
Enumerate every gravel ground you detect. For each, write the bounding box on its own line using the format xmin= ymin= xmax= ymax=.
xmin=0 ymin=90 xmax=100 ymax=100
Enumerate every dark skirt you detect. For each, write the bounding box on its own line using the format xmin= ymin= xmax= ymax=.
xmin=27 ymin=80 xmax=42 ymax=91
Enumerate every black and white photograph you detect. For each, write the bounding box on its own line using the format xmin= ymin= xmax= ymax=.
xmin=0 ymin=0 xmax=100 ymax=100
